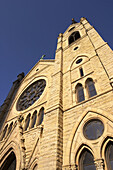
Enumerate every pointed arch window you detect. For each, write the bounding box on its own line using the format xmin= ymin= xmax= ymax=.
xmin=24 ymin=114 xmax=31 ymax=131
xmin=79 ymin=149 xmax=96 ymax=170
xmin=76 ymin=84 xmax=85 ymax=103
xmin=86 ymin=78 xmax=97 ymax=98
xmin=105 ymin=142 xmax=113 ymax=170
xmin=69 ymin=31 xmax=80 ymax=45
xmin=0 ymin=125 xmax=8 ymax=141
xmin=37 ymin=107 xmax=44 ymax=126
xmin=7 ymin=122 xmax=13 ymax=137
xmin=1 ymin=151 xmax=16 ymax=170
xmin=30 ymin=110 xmax=37 ymax=129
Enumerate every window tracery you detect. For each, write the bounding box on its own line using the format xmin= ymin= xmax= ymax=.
xmin=17 ymin=79 xmax=46 ymax=111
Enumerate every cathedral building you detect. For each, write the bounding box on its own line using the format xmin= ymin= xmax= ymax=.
xmin=0 ymin=17 xmax=113 ymax=170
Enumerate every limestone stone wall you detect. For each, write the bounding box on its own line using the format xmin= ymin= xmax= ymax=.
xmin=0 ymin=18 xmax=113 ymax=170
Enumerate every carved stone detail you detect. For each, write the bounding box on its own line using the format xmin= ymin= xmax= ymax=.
xmin=18 ymin=115 xmax=24 ymax=123
xmin=94 ymin=159 xmax=104 ymax=170
xmin=18 ymin=116 xmax=26 ymax=170
xmin=62 ymin=164 xmax=78 ymax=170
xmin=71 ymin=164 xmax=78 ymax=170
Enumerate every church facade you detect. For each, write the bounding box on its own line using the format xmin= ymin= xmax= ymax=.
xmin=0 ymin=17 xmax=113 ymax=170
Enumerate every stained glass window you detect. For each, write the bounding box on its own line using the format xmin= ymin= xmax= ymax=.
xmin=17 ymin=79 xmax=46 ymax=111
xmin=79 ymin=150 xmax=96 ymax=170
xmin=84 ymin=119 xmax=104 ymax=140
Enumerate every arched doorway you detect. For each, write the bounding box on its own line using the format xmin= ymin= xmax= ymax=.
xmin=1 ymin=151 xmax=16 ymax=170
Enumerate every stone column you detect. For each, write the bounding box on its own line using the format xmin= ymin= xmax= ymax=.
xmin=62 ymin=164 xmax=71 ymax=170
xmin=94 ymin=159 xmax=104 ymax=170
xmin=71 ymin=163 xmax=78 ymax=170
xmin=18 ymin=115 xmax=26 ymax=170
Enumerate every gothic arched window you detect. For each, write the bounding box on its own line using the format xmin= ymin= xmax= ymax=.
xmin=76 ymin=84 xmax=85 ymax=103
xmin=0 ymin=125 xmax=8 ymax=141
xmin=79 ymin=149 xmax=96 ymax=170
xmin=69 ymin=31 xmax=80 ymax=45
xmin=105 ymin=142 xmax=113 ymax=170
xmin=7 ymin=122 xmax=13 ymax=137
xmin=1 ymin=151 xmax=16 ymax=170
xmin=37 ymin=107 xmax=44 ymax=126
xmin=86 ymin=78 xmax=97 ymax=98
xmin=30 ymin=110 xmax=37 ymax=129
xmin=24 ymin=114 xmax=31 ymax=131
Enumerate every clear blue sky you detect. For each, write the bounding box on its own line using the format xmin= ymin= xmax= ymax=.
xmin=0 ymin=0 xmax=113 ymax=106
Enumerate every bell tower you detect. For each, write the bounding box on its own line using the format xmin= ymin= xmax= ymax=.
xmin=61 ymin=18 xmax=113 ymax=169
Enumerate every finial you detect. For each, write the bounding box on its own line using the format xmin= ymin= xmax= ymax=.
xmin=59 ymin=33 xmax=63 ymax=37
xmin=40 ymin=54 xmax=46 ymax=60
xmin=72 ymin=18 xmax=77 ymax=24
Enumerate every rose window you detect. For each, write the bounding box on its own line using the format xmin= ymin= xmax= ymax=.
xmin=17 ymin=79 xmax=46 ymax=111
xmin=83 ymin=119 xmax=104 ymax=140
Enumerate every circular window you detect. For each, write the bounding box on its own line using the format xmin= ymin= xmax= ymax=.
xmin=83 ymin=119 xmax=104 ymax=140
xmin=17 ymin=79 xmax=46 ymax=111
xmin=76 ymin=58 xmax=82 ymax=64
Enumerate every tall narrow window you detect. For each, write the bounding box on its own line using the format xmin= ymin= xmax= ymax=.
xmin=79 ymin=149 xmax=96 ymax=170
xmin=24 ymin=114 xmax=31 ymax=131
xmin=37 ymin=107 xmax=44 ymax=126
xmin=1 ymin=151 xmax=16 ymax=170
xmin=7 ymin=122 xmax=13 ymax=137
xmin=105 ymin=142 xmax=113 ymax=170
xmin=86 ymin=78 xmax=97 ymax=98
xmin=80 ymin=68 xmax=84 ymax=77
xmin=76 ymin=84 xmax=85 ymax=103
xmin=0 ymin=125 xmax=8 ymax=141
xmin=30 ymin=111 xmax=37 ymax=129
xmin=69 ymin=31 xmax=80 ymax=45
